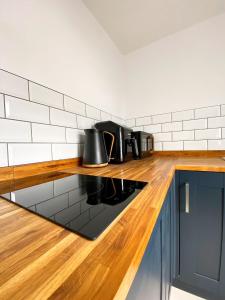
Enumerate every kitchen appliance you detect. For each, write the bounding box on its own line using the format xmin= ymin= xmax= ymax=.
xmin=83 ymin=129 xmax=114 ymax=167
xmin=131 ymin=131 xmax=154 ymax=159
xmin=95 ymin=121 xmax=139 ymax=163
xmin=1 ymin=173 xmax=147 ymax=240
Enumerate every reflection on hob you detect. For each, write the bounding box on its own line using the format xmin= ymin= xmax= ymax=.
xmin=1 ymin=174 xmax=147 ymax=240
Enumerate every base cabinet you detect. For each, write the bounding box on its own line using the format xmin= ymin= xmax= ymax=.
xmin=127 ymin=185 xmax=173 ymax=300
xmin=174 ymin=171 xmax=225 ymax=300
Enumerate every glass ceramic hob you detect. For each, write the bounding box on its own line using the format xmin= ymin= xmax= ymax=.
xmin=1 ymin=174 xmax=147 ymax=240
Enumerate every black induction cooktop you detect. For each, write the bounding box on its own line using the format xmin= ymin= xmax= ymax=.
xmin=1 ymin=174 xmax=147 ymax=240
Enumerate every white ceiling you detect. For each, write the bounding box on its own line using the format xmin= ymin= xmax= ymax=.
xmin=83 ymin=0 xmax=225 ymax=54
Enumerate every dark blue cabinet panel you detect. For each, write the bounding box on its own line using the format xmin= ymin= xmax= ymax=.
xmin=175 ymin=171 xmax=225 ymax=300
xmin=127 ymin=185 xmax=173 ymax=300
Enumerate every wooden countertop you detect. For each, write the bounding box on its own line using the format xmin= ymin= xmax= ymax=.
xmin=1 ymin=153 xmax=225 ymax=300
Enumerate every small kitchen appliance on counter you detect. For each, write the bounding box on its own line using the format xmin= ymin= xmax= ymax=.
xmin=83 ymin=129 xmax=114 ymax=167
xmin=1 ymin=173 xmax=147 ymax=240
xmin=131 ymin=131 xmax=154 ymax=159
xmin=95 ymin=121 xmax=139 ymax=163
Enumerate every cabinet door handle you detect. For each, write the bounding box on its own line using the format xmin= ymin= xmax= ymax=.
xmin=185 ymin=182 xmax=190 ymax=214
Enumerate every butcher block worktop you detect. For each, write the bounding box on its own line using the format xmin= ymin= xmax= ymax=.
xmin=1 ymin=152 xmax=225 ymax=300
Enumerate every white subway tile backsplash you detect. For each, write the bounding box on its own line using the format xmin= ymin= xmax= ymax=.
xmin=222 ymin=128 xmax=225 ymax=139
xmin=126 ymin=118 xmax=135 ymax=127
xmin=172 ymin=110 xmax=194 ymax=121
xmin=77 ymin=115 xmax=95 ymax=129
xmin=208 ymin=116 xmax=225 ymax=128
xmin=50 ymin=108 xmax=77 ymax=128
xmin=221 ymin=105 xmax=225 ymax=116
xmin=154 ymin=142 xmax=162 ymax=151
xmin=0 ymin=119 xmax=31 ymax=142
xmin=184 ymin=140 xmax=207 ymax=150
xmin=0 ymin=144 xmax=8 ymax=167
xmin=111 ymin=115 xmax=124 ymax=125
xmin=154 ymin=132 xmax=172 ymax=142
xmin=32 ymin=124 xmax=65 ymax=143
xmin=86 ymin=105 xmax=101 ymax=120
xmin=29 ymin=82 xmax=63 ymax=109
xmin=183 ymin=119 xmax=207 ymax=130
xmin=136 ymin=116 xmax=151 ymax=126
xmin=8 ymin=144 xmax=52 ymax=165
xmin=0 ymin=70 xmax=29 ymax=99
xmin=52 ymin=144 xmax=79 ymax=160
xmin=152 ymin=113 xmax=171 ymax=124
xmin=208 ymin=139 xmax=225 ymax=150
xmin=100 ymin=111 xmax=111 ymax=121
xmin=195 ymin=128 xmax=221 ymax=140
xmin=163 ymin=141 xmax=183 ymax=150
xmin=162 ymin=122 xmax=182 ymax=132
xmin=195 ymin=106 xmax=220 ymax=119
xmin=0 ymin=94 xmax=4 ymax=117
xmin=173 ymin=130 xmax=194 ymax=141
xmin=64 ymin=96 xmax=86 ymax=116
xmin=66 ymin=128 xmax=84 ymax=143
xmin=133 ymin=126 xmax=144 ymax=131
xmin=144 ymin=124 xmax=161 ymax=133
xmin=5 ymin=95 xmax=49 ymax=124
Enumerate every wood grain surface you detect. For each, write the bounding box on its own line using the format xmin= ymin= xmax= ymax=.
xmin=1 ymin=153 xmax=225 ymax=300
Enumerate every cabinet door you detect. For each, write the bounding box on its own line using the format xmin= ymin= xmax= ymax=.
xmin=127 ymin=220 xmax=162 ymax=300
xmin=162 ymin=191 xmax=171 ymax=300
xmin=178 ymin=171 xmax=225 ymax=299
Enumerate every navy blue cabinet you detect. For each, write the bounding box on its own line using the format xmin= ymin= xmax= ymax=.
xmin=174 ymin=171 xmax=225 ymax=300
xmin=127 ymin=185 xmax=173 ymax=300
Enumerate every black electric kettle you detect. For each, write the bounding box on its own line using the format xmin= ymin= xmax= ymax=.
xmin=83 ymin=129 xmax=114 ymax=167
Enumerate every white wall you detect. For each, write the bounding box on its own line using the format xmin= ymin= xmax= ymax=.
xmin=125 ymin=13 xmax=225 ymax=118
xmin=0 ymin=0 xmax=125 ymax=118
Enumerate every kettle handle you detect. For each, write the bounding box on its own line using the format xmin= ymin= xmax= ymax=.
xmin=103 ymin=131 xmax=115 ymax=162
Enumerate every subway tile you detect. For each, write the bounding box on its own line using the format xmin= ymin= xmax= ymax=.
xmin=136 ymin=116 xmax=151 ymax=126
xmin=222 ymin=128 xmax=225 ymax=139
xmin=0 ymin=94 xmax=4 ymax=117
xmin=208 ymin=116 xmax=225 ymax=128
xmin=163 ymin=141 xmax=183 ymax=151
xmin=86 ymin=105 xmax=101 ymax=120
xmin=173 ymin=130 xmax=194 ymax=141
xmin=0 ymin=69 xmax=29 ymax=99
xmin=111 ymin=115 xmax=124 ymax=125
xmin=172 ymin=110 xmax=194 ymax=121
xmin=144 ymin=124 xmax=161 ymax=133
xmin=184 ymin=140 xmax=207 ymax=150
xmin=221 ymin=105 xmax=225 ymax=116
xmin=154 ymin=142 xmax=162 ymax=151
xmin=152 ymin=113 xmax=171 ymax=124
xmin=183 ymin=119 xmax=207 ymax=130
xmin=133 ymin=126 xmax=144 ymax=131
xmin=52 ymin=144 xmax=79 ymax=160
xmin=154 ymin=132 xmax=172 ymax=142
xmin=195 ymin=106 xmax=220 ymax=119
xmin=12 ymin=182 xmax=54 ymax=207
xmin=100 ymin=111 xmax=111 ymax=121
xmin=29 ymin=82 xmax=63 ymax=109
xmin=126 ymin=119 xmax=135 ymax=127
xmin=77 ymin=115 xmax=95 ymax=129
xmin=66 ymin=128 xmax=84 ymax=143
xmin=0 ymin=119 xmax=31 ymax=142
xmin=32 ymin=123 xmax=66 ymax=143
xmin=50 ymin=108 xmax=77 ymax=128
xmin=64 ymin=95 xmax=86 ymax=116
xmin=5 ymin=95 xmax=49 ymax=123
xmin=54 ymin=175 xmax=80 ymax=196
xmin=36 ymin=194 xmax=68 ymax=217
xmin=0 ymin=144 xmax=8 ymax=167
xmin=162 ymin=121 xmax=182 ymax=132
xmin=8 ymin=144 xmax=52 ymax=166
xmin=195 ymin=128 xmax=221 ymax=140
xmin=208 ymin=139 xmax=225 ymax=150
